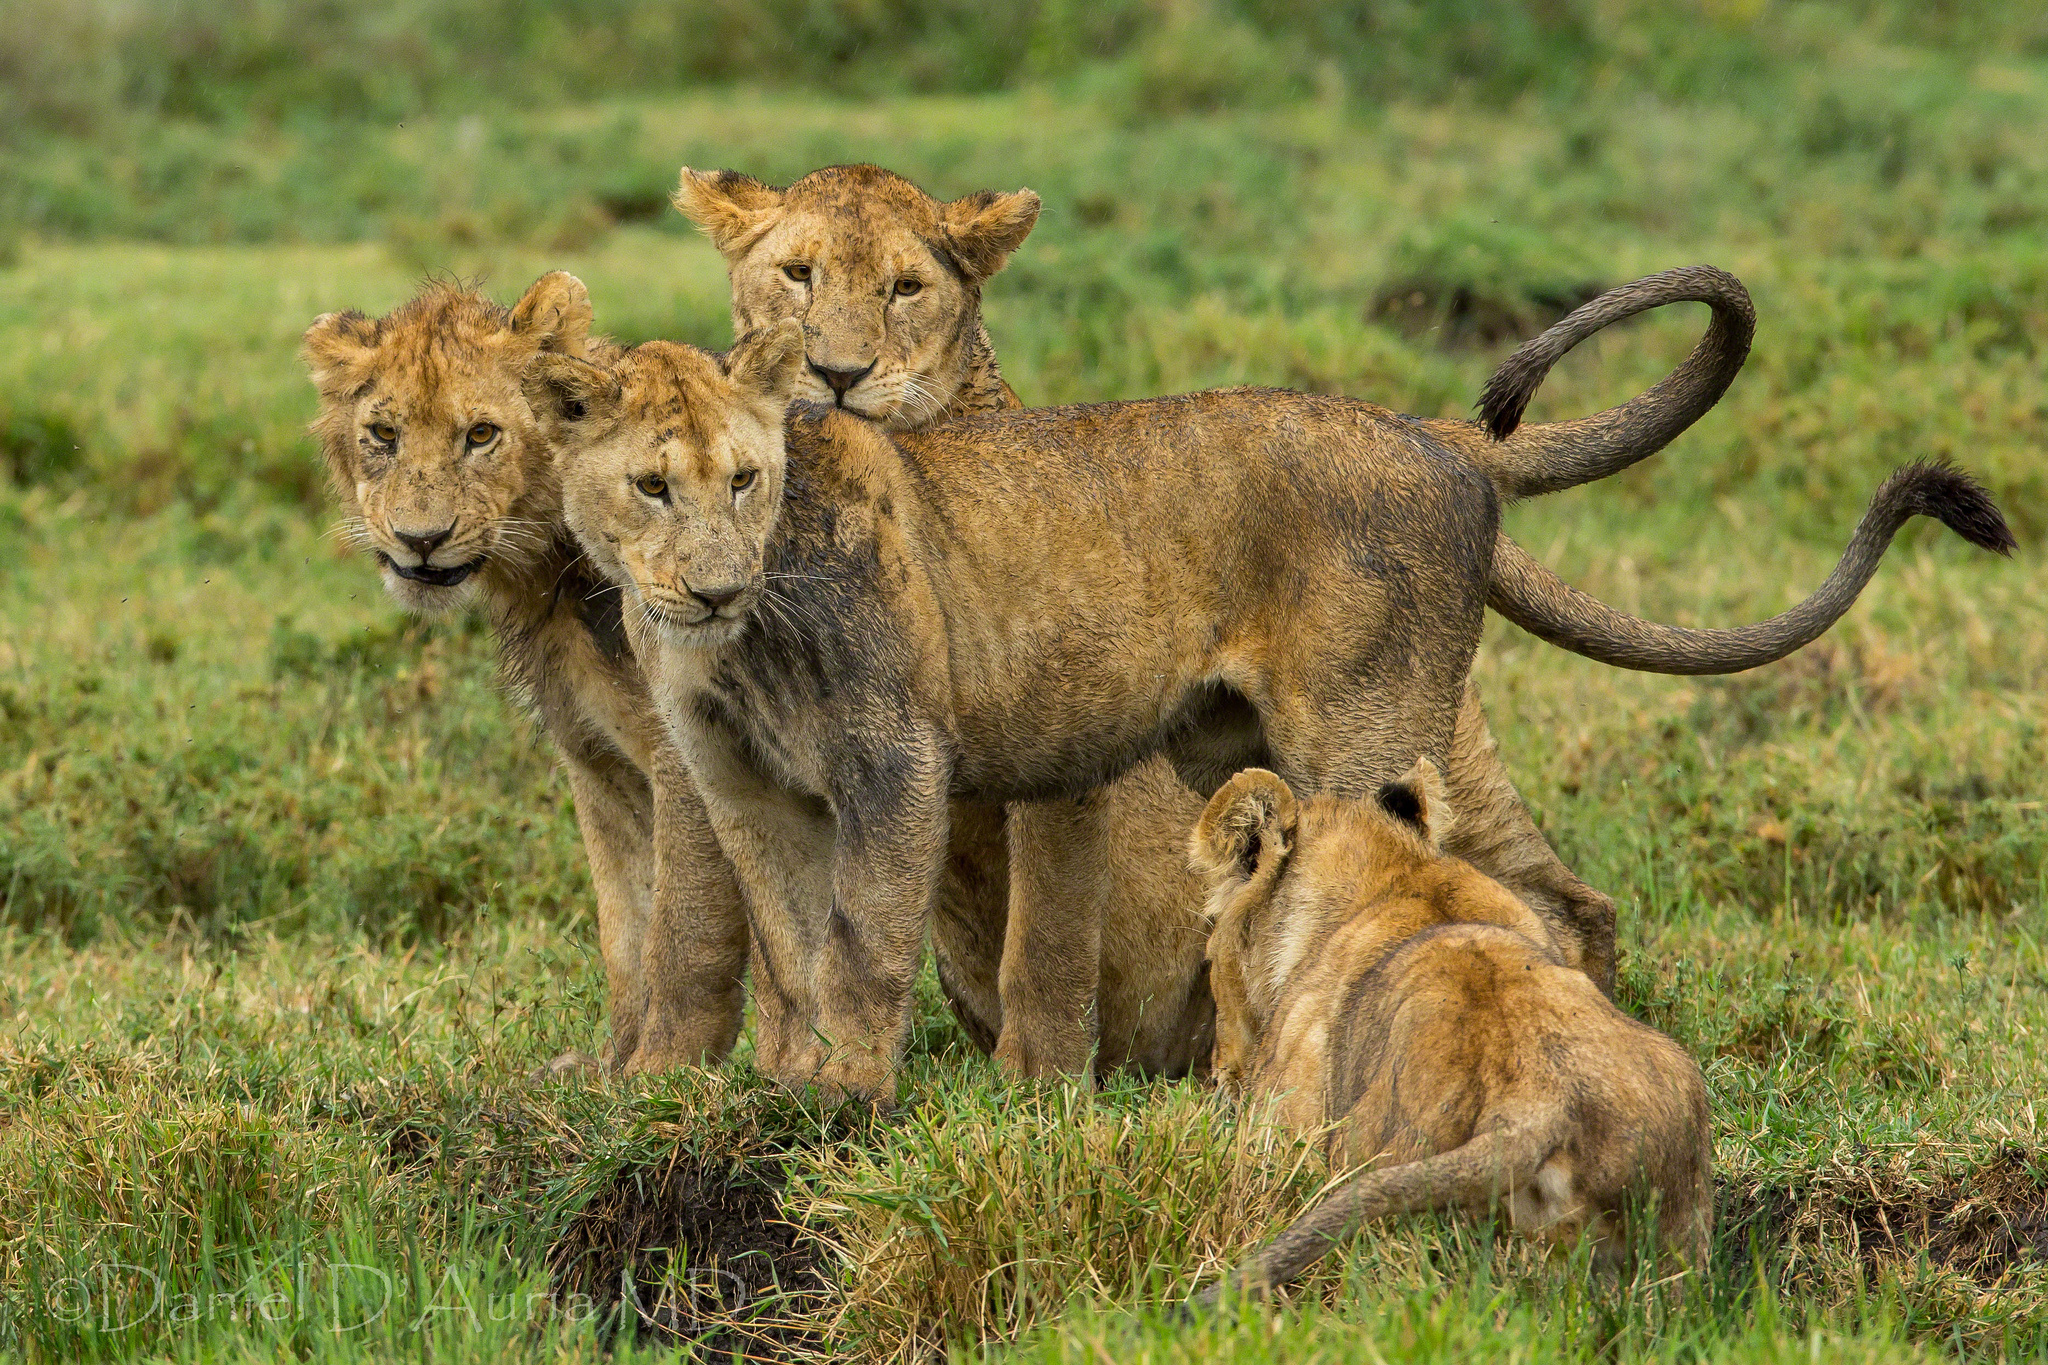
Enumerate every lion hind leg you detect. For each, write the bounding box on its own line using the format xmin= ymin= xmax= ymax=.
xmin=995 ymin=794 xmax=1107 ymax=1083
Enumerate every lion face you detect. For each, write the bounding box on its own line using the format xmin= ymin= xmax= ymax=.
xmin=673 ymin=164 xmax=1038 ymax=431
xmin=536 ymin=328 xmax=803 ymax=649
xmin=301 ymin=273 xmax=594 ymax=613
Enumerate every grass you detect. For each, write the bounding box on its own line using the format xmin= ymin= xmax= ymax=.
xmin=2 ymin=8 xmax=2047 ymax=1362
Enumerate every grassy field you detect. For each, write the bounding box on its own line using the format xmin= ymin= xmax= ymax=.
xmin=3 ymin=6 xmax=2048 ymax=1361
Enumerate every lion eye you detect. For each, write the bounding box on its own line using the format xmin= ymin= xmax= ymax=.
xmin=893 ymin=278 xmax=922 ymax=298
xmin=466 ymin=422 xmax=499 ymax=447
xmin=783 ymin=262 xmax=811 ymax=283
xmin=369 ymin=422 xmax=398 ymax=445
xmin=635 ymin=474 xmax=668 ymax=498
xmin=730 ymin=469 xmax=757 ymax=493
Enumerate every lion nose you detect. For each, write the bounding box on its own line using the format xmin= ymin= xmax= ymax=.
xmin=808 ymin=359 xmax=875 ymax=400
xmin=394 ymin=522 xmax=456 ymax=561
xmin=692 ymin=583 xmax=746 ymax=613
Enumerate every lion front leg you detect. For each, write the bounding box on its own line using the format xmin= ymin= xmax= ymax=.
xmin=671 ymin=717 xmax=838 ymax=1088
xmin=802 ymin=740 xmax=951 ymax=1105
xmin=558 ymin=748 xmax=655 ymax=1074
xmin=630 ymin=755 xmax=752 ymax=1075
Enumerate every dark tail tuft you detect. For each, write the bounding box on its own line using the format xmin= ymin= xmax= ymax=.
xmin=1478 ymin=351 xmax=1540 ymax=441
xmin=1474 ymin=265 xmax=1754 ymax=448
xmin=1892 ymin=460 xmax=2017 ymax=556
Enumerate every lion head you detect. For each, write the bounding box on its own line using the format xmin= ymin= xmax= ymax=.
xmin=1189 ymin=762 xmax=1458 ymax=1091
xmin=301 ymin=272 xmax=595 ymax=613
xmin=528 ymin=324 xmax=806 ymax=649
xmin=672 ymin=163 xmax=1038 ymax=430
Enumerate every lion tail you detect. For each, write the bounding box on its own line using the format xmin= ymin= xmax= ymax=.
xmin=1188 ymin=1106 xmax=1572 ymax=1309
xmin=1486 ymin=462 xmax=2015 ymax=676
xmin=1454 ymin=265 xmax=1755 ymax=504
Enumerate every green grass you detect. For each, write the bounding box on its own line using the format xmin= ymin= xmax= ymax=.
xmin=3 ymin=10 xmax=2048 ymax=1362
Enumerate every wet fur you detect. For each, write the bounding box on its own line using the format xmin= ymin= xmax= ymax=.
xmin=303 ymin=277 xmax=749 ymax=1077
xmin=546 ymin=335 xmax=1508 ymax=1099
xmin=677 ymin=166 xmax=1626 ymax=1083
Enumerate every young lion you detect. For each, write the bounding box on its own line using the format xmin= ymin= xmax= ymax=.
xmin=1186 ymin=763 xmax=1711 ymax=1304
xmin=543 ymin=329 xmax=1499 ymax=1097
xmin=673 ymin=165 xmax=1755 ymax=1079
xmin=301 ymin=274 xmax=750 ymax=1076
xmin=534 ymin=323 xmax=2009 ymax=1100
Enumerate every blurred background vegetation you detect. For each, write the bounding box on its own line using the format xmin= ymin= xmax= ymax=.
xmin=1 ymin=0 xmax=2043 ymax=999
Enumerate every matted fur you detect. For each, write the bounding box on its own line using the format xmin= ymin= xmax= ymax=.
xmin=1187 ymin=765 xmax=1711 ymax=1304
xmin=302 ymin=275 xmax=749 ymax=1077
xmin=540 ymin=330 xmax=1511 ymax=1100
xmin=677 ymin=164 xmax=1628 ymax=1083
xmin=539 ymin=312 xmax=2000 ymax=1101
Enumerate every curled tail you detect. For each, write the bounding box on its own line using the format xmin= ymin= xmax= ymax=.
xmin=1435 ymin=266 xmax=1756 ymax=504
xmin=1189 ymin=1108 xmax=1569 ymax=1308
xmin=1489 ymin=462 xmax=2016 ymax=675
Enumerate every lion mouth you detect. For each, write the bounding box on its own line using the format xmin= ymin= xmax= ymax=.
xmin=644 ymin=597 xmax=750 ymax=644
xmin=379 ymin=552 xmax=484 ymax=588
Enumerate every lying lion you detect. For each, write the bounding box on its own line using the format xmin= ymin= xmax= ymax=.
xmin=533 ymin=320 xmax=2011 ymax=1099
xmin=1185 ymin=763 xmax=1712 ymax=1305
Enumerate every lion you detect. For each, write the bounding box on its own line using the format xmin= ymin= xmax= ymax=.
xmin=531 ymin=321 xmax=2009 ymax=1100
xmin=301 ymin=273 xmax=751 ymax=1077
xmin=671 ymin=166 xmax=1756 ymax=1081
xmin=676 ymin=161 xmax=1201 ymax=1069
xmin=1184 ymin=763 xmax=1712 ymax=1305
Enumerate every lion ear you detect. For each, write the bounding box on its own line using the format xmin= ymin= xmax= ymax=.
xmin=302 ymin=311 xmax=380 ymax=396
xmin=673 ymin=167 xmax=786 ymax=258
xmin=508 ymin=271 xmax=594 ymax=356
xmin=725 ymin=319 xmax=806 ymax=408
xmin=522 ymin=352 xmax=620 ymax=427
xmin=938 ymin=188 xmax=1040 ymax=283
xmin=1376 ymin=757 xmax=1454 ymax=852
xmin=1190 ymin=769 xmax=1299 ymax=897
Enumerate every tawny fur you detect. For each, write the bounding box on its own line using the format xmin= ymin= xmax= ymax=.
xmin=540 ymin=315 xmax=2006 ymax=1103
xmin=675 ymin=164 xmax=1221 ymax=1073
xmin=300 ymin=172 xmax=1071 ymax=1082
xmin=302 ymin=276 xmax=749 ymax=1078
xmin=1187 ymin=764 xmax=1711 ymax=1305
xmin=675 ymin=166 xmax=1627 ymax=1083
xmin=542 ymin=332 xmax=1513 ymax=1100
xmin=674 ymin=163 xmax=1034 ymax=430
xmin=672 ymin=181 xmax=2010 ymax=1089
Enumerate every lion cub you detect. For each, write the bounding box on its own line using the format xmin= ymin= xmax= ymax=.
xmin=1189 ymin=763 xmax=1711 ymax=1303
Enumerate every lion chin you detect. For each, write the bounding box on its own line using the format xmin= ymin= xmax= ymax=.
xmin=647 ymin=607 xmax=749 ymax=651
xmin=377 ymin=554 xmax=484 ymax=615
